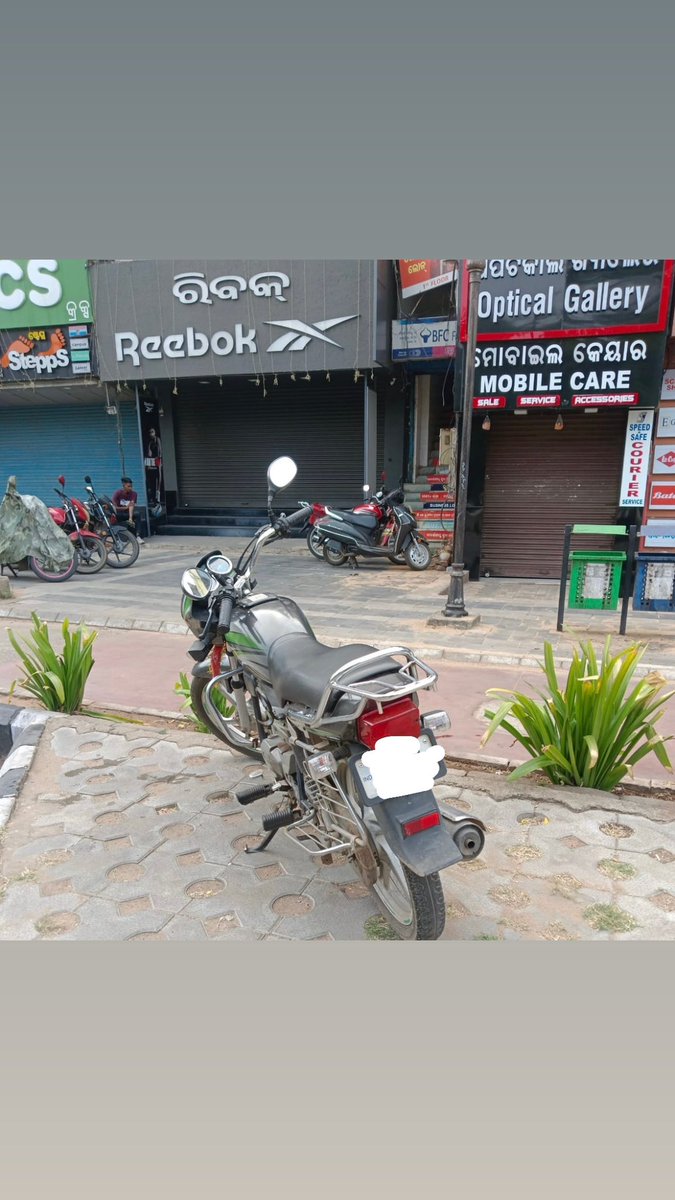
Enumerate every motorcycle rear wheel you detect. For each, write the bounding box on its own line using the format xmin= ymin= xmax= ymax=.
xmin=104 ymin=527 xmax=140 ymax=568
xmin=28 ymin=552 xmax=79 ymax=582
xmin=306 ymin=527 xmax=325 ymax=561
xmin=75 ymin=535 xmax=108 ymax=575
xmin=323 ymin=542 xmax=348 ymax=567
xmin=340 ymin=766 xmax=446 ymax=940
xmin=190 ymin=674 xmax=263 ymax=762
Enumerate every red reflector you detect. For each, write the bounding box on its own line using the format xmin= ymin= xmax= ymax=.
xmin=357 ymin=699 xmax=421 ymax=750
xmin=403 ymin=811 xmax=441 ymax=838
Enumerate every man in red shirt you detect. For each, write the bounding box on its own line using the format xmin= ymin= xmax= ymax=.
xmin=112 ymin=477 xmax=144 ymax=544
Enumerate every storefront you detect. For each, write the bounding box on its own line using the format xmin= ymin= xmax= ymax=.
xmin=91 ymin=260 xmax=399 ymax=528
xmin=0 ymin=259 xmax=144 ymax=507
xmin=457 ymin=259 xmax=675 ymax=578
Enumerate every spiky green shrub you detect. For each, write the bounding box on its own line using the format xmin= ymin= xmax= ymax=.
xmin=9 ymin=613 xmax=97 ymax=713
xmin=482 ymin=639 xmax=674 ymax=791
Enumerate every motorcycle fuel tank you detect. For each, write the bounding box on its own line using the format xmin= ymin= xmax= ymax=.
xmin=226 ymin=593 xmax=315 ymax=684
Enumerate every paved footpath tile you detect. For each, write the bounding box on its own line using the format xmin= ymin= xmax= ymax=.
xmin=1 ymin=712 xmax=674 ymax=941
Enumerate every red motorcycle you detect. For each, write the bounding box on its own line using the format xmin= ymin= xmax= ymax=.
xmin=304 ymin=485 xmax=401 ymax=560
xmin=48 ymin=476 xmax=108 ymax=575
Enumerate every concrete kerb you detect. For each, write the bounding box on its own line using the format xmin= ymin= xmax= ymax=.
xmin=0 ymin=703 xmax=51 ymax=830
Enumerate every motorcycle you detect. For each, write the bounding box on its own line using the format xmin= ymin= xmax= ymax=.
xmin=48 ymin=477 xmax=108 ymax=575
xmin=304 ymin=484 xmax=401 ymax=561
xmin=82 ymin=475 xmax=140 ymax=568
xmin=179 ymin=456 xmax=485 ymax=940
xmin=314 ymin=491 xmax=431 ymax=571
xmin=0 ymin=476 xmax=79 ymax=583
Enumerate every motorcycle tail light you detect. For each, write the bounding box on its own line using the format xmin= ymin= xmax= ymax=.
xmin=402 ymin=812 xmax=441 ymax=838
xmin=357 ymin=699 xmax=421 ymax=749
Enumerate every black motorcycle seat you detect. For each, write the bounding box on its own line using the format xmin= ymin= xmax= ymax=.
xmin=323 ymin=510 xmax=379 ymax=530
xmin=268 ymin=633 xmax=400 ymax=709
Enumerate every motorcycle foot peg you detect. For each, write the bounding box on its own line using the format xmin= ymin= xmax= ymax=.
xmin=261 ymin=805 xmax=296 ymax=832
xmin=233 ymin=779 xmax=272 ymax=807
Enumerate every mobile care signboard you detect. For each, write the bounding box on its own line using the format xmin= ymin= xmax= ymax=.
xmin=459 ymin=259 xmax=674 ymax=411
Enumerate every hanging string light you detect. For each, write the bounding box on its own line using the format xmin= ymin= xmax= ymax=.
xmin=303 ymin=372 xmax=311 ymax=382
xmin=273 ymin=374 xmax=279 ymax=386
xmin=326 ymin=371 xmax=331 ymax=382
xmin=482 ymin=415 xmax=491 ymax=431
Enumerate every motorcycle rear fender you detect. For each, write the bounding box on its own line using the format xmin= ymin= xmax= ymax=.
xmin=345 ymin=759 xmax=461 ymax=873
xmin=365 ymin=788 xmax=463 ymax=874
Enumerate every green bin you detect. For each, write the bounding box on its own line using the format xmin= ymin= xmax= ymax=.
xmin=568 ymin=551 xmax=626 ymax=611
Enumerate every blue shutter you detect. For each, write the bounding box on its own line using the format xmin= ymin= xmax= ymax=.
xmin=0 ymin=400 xmax=144 ymax=505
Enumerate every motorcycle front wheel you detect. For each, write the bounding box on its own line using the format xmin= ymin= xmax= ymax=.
xmin=104 ymin=527 xmax=140 ymax=568
xmin=190 ymin=673 xmax=263 ymax=762
xmin=323 ymin=542 xmax=348 ymax=567
xmin=306 ymin=527 xmax=325 ymax=561
xmin=75 ymin=535 xmax=108 ymax=575
xmin=404 ymin=538 xmax=431 ymax=571
xmin=341 ymin=766 xmax=446 ymax=940
xmin=28 ymin=552 xmax=80 ymax=582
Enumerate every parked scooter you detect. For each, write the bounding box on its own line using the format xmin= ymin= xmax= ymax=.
xmin=0 ymin=476 xmax=79 ymax=582
xmin=82 ymin=475 xmax=140 ymax=568
xmin=314 ymin=490 xmax=431 ymax=571
xmin=303 ymin=484 xmax=404 ymax=561
xmin=49 ymin=477 xmax=108 ymax=575
xmin=179 ymin=456 xmax=485 ymax=940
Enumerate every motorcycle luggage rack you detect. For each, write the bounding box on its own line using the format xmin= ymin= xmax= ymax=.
xmin=314 ymin=647 xmax=437 ymax=724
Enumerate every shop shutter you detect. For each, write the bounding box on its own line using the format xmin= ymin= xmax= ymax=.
xmin=0 ymin=400 xmax=143 ymax=507
xmin=480 ymin=411 xmax=626 ymax=578
xmin=173 ymin=376 xmax=365 ymax=508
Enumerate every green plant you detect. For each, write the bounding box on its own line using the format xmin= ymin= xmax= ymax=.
xmin=174 ymin=671 xmax=234 ymax=733
xmin=9 ymin=613 xmax=97 ymax=713
xmin=482 ymin=638 xmax=674 ymax=791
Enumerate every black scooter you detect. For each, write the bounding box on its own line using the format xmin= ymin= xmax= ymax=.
xmin=314 ymin=493 xmax=431 ymax=571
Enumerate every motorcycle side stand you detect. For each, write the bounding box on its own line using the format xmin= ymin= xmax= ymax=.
xmin=244 ymin=828 xmax=279 ymax=855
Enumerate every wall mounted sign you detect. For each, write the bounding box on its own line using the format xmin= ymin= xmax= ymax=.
xmin=91 ymin=260 xmax=377 ymax=381
xmin=471 ymin=333 xmax=664 ymax=410
xmin=0 ymin=260 xmax=92 ymax=330
xmin=399 ymin=260 xmax=457 ymax=299
xmin=0 ymin=324 xmax=95 ymax=381
xmin=391 ymin=318 xmax=457 ymax=360
xmin=618 ymin=410 xmax=654 ymax=507
xmin=657 ymin=407 xmax=675 ymax=437
xmin=642 ymin=520 xmax=675 ymax=548
xmin=651 ymin=444 xmax=675 ymax=474
xmin=649 ymin=482 xmax=675 ymax=509
xmin=460 ymin=259 xmax=673 ymax=342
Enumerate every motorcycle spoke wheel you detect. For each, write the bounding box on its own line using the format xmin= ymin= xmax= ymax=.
xmin=75 ymin=538 xmax=107 ymax=574
xmin=28 ymin=553 xmax=79 ymax=582
xmin=103 ymin=528 xmax=140 ymax=568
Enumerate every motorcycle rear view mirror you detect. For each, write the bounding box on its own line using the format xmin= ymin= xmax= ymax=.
xmin=58 ymin=475 xmax=66 ymax=487
xmin=180 ymin=567 xmax=219 ymax=600
xmin=84 ymin=475 xmax=92 ymax=484
xmin=363 ymin=484 xmax=370 ymax=494
xmin=267 ymin=457 xmax=297 ymax=495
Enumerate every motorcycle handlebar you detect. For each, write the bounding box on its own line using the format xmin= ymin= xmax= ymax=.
xmin=275 ymin=507 xmax=310 ymax=533
xmin=217 ymin=595 xmax=234 ymax=633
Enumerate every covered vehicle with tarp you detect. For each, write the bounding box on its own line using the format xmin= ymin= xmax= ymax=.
xmin=0 ymin=477 xmax=78 ymax=581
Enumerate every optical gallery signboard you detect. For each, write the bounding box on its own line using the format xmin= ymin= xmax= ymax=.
xmin=461 ymin=259 xmax=674 ymax=411
xmin=91 ymin=260 xmax=377 ymax=381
